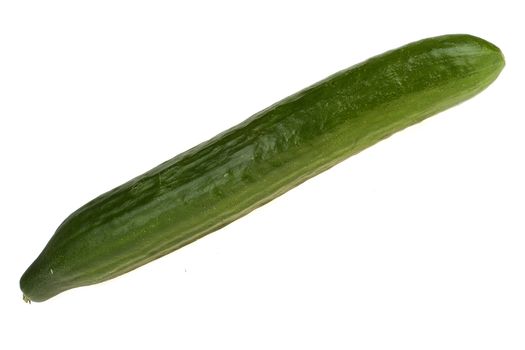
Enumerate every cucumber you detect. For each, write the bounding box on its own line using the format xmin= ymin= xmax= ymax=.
xmin=20 ymin=34 xmax=504 ymax=302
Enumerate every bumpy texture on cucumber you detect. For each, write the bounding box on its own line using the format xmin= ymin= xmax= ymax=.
xmin=21 ymin=34 xmax=504 ymax=302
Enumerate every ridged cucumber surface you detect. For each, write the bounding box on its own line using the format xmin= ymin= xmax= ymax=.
xmin=20 ymin=34 xmax=504 ymax=302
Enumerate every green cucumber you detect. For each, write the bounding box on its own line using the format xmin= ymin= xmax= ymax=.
xmin=20 ymin=34 xmax=504 ymax=302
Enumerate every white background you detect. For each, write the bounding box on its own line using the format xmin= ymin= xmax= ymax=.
xmin=1 ymin=1 xmax=523 ymax=349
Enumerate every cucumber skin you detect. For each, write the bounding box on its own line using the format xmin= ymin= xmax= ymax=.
xmin=21 ymin=34 xmax=504 ymax=302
